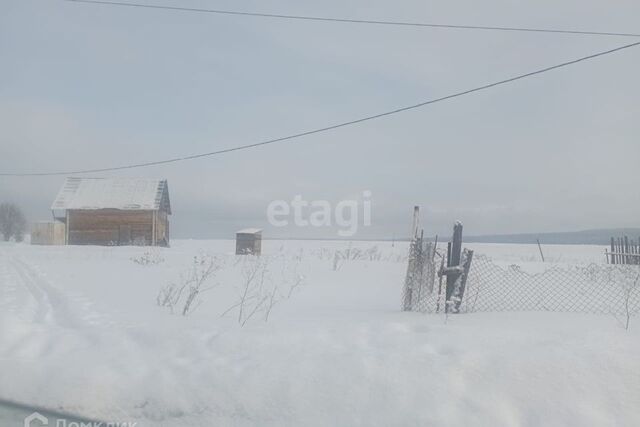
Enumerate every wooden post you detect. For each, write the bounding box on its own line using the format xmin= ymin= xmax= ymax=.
xmin=618 ymin=237 xmax=622 ymax=264
xmin=445 ymin=222 xmax=463 ymax=310
xmin=410 ymin=206 xmax=420 ymax=240
xmin=435 ymin=256 xmax=445 ymax=313
xmin=432 ymin=235 xmax=439 ymax=261
xmin=454 ymin=249 xmax=474 ymax=312
xmin=610 ymin=237 xmax=615 ymax=264
xmin=624 ymin=236 xmax=630 ymax=265
xmin=536 ymin=238 xmax=545 ymax=262
xmin=450 ymin=223 xmax=463 ymax=266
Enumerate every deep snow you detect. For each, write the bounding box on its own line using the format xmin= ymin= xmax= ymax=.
xmin=0 ymin=240 xmax=638 ymax=426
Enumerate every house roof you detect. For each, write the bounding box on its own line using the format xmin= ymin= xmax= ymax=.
xmin=236 ymin=228 xmax=262 ymax=235
xmin=51 ymin=177 xmax=171 ymax=213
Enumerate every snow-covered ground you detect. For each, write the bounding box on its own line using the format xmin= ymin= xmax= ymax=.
xmin=0 ymin=240 xmax=638 ymax=426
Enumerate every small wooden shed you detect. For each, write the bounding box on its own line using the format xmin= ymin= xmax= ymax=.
xmin=31 ymin=221 xmax=66 ymax=245
xmin=51 ymin=177 xmax=171 ymax=246
xmin=236 ymin=228 xmax=262 ymax=255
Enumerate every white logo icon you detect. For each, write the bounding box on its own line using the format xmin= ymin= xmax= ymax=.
xmin=24 ymin=412 xmax=48 ymax=427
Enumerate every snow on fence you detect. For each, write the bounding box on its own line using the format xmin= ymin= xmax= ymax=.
xmin=462 ymin=255 xmax=640 ymax=316
xmin=400 ymin=210 xmax=640 ymax=318
xmin=403 ymin=252 xmax=640 ymax=317
xmin=401 ymin=237 xmax=437 ymax=312
xmin=402 ymin=219 xmax=474 ymax=314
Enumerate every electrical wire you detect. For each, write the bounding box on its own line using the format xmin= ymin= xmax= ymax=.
xmin=63 ymin=0 xmax=640 ymax=38
xmin=3 ymin=41 xmax=639 ymax=177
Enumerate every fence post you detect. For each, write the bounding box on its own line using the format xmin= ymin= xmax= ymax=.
xmin=403 ymin=237 xmax=416 ymax=311
xmin=402 ymin=206 xmax=422 ymax=311
xmin=536 ymin=238 xmax=545 ymax=262
xmin=624 ymin=236 xmax=630 ymax=265
xmin=610 ymin=237 xmax=615 ymax=264
xmin=445 ymin=222 xmax=463 ymax=311
xmin=410 ymin=206 xmax=420 ymax=240
xmin=453 ymin=249 xmax=474 ymax=312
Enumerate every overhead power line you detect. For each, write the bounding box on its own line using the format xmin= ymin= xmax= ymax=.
xmin=3 ymin=41 xmax=639 ymax=177
xmin=64 ymin=0 xmax=640 ymax=38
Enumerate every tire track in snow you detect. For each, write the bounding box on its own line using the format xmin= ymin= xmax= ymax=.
xmin=6 ymin=257 xmax=94 ymax=329
xmin=5 ymin=255 xmax=122 ymax=330
xmin=0 ymin=253 xmax=49 ymax=324
xmin=0 ymin=256 xmax=19 ymax=310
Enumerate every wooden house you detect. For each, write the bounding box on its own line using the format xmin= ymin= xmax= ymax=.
xmin=51 ymin=177 xmax=171 ymax=247
xmin=235 ymin=228 xmax=262 ymax=255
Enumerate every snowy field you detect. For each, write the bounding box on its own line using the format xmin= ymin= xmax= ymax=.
xmin=0 ymin=240 xmax=638 ymax=426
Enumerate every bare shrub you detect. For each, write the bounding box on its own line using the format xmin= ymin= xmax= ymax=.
xmin=285 ymin=268 xmax=305 ymax=299
xmin=279 ymin=249 xmax=305 ymax=299
xmin=131 ymin=250 xmax=165 ymax=266
xmin=156 ymin=280 xmax=186 ymax=313
xmin=364 ymin=246 xmax=382 ymax=261
xmin=182 ymin=254 xmax=222 ymax=316
xmin=332 ymin=251 xmax=344 ymax=271
xmin=157 ymin=253 xmax=222 ymax=316
xmin=322 ymin=244 xmax=408 ymax=270
xmin=233 ymin=256 xmax=270 ymax=326
xmin=613 ymin=269 xmax=640 ymax=331
xmin=223 ymin=253 xmax=305 ymax=326
xmin=315 ymin=248 xmax=334 ymax=260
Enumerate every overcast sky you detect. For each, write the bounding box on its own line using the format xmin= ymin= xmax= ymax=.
xmin=1 ymin=0 xmax=639 ymax=239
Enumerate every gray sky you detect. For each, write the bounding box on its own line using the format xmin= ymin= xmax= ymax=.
xmin=1 ymin=0 xmax=639 ymax=239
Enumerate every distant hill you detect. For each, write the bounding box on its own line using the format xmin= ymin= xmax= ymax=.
xmin=465 ymin=228 xmax=640 ymax=245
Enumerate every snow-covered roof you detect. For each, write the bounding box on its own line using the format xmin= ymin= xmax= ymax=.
xmin=51 ymin=177 xmax=170 ymax=212
xmin=236 ymin=228 xmax=262 ymax=235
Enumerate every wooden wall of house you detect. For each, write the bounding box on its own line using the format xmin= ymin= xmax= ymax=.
xmin=68 ymin=209 xmax=154 ymax=246
xmin=155 ymin=210 xmax=170 ymax=246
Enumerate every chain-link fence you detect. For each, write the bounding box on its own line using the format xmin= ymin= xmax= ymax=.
xmin=401 ymin=239 xmax=437 ymax=312
xmin=462 ymin=255 xmax=640 ymax=315
xmin=404 ymin=251 xmax=640 ymax=317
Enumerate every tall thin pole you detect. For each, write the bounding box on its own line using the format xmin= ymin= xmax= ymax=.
xmin=536 ymin=238 xmax=545 ymax=262
xmin=410 ymin=206 xmax=420 ymax=240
